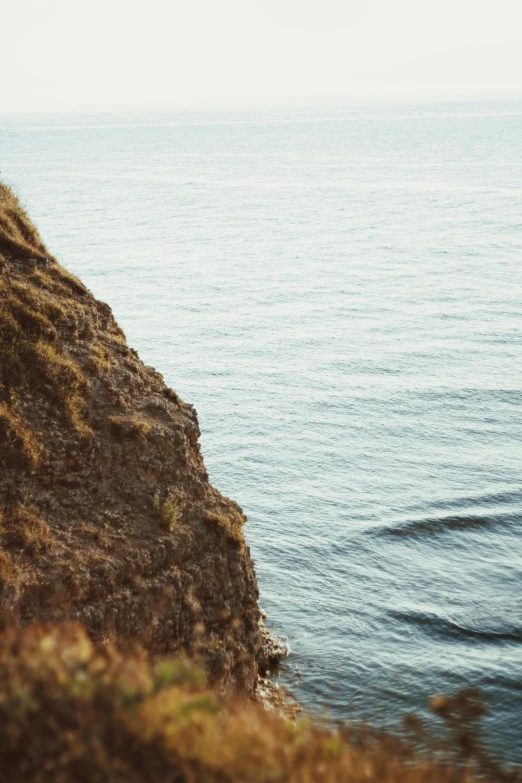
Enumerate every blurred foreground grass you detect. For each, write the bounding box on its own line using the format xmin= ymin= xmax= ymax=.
xmin=0 ymin=623 xmax=518 ymax=782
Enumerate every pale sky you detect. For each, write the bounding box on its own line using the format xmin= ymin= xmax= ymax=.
xmin=2 ymin=0 xmax=521 ymax=113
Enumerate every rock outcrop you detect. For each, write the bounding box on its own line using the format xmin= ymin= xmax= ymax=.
xmin=0 ymin=182 xmax=268 ymax=694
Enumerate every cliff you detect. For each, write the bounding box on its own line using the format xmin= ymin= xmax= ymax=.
xmin=0 ymin=182 xmax=269 ymax=693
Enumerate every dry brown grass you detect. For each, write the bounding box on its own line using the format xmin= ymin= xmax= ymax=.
xmin=32 ymin=264 xmax=87 ymax=299
xmin=0 ymin=548 xmax=16 ymax=587
xmin=0 ymin=183 xmax=92 ymax=466
xmin=89 ymin=344 xmax=112 ymax=374
xmin=0 ymin=504 xmax=54 ymax=556
xmin=205 ymin=509 xmax=244 ymax=547
xmin=0 ymin=278 xmax=89 ymax=426
xmin=0 ymin=403 xmax=41 ymax=469
xmin=0 ymin=622 xmax=505 ymax=783
xmin=0 ymin=183 xmax=48 ymax=262
xmin=109 ymin=414 xmax=151 ymax=439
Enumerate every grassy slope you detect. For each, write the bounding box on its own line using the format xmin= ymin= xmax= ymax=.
xmin=0 ymin=183 xmax=99 ymax=589
xmin=0 ymin=183 xmax=92 ymax=459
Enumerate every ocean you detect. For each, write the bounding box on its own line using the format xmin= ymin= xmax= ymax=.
xmin=2 ymin=102 xmax=521 ymax=759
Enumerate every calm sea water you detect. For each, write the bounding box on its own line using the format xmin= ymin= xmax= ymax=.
xmin=2 ymin=102 xmax=521 ymax=759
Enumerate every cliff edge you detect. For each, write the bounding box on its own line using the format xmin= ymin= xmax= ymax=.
xmin=0 ymin=182 xmax=268 ymax=694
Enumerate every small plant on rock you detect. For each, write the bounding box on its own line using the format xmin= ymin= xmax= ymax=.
xmin=153 ymin=493 xmax=180 ymax=531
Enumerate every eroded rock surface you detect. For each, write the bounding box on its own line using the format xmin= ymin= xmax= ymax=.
xmin=0 ymin=183 xmax=269 ymax=694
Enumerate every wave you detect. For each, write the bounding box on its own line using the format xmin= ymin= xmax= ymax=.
xmin=389 ymin=609 xmax=522 ymax=644
xmin=376 ymin=514 xmax=499 ymax=537
xmin=426 ymin=488 xmax=522 ymax=512
xmin=387 ymin=488 xmax=522 ymax=519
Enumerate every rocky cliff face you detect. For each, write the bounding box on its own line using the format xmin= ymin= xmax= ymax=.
xmin=0 ymin=183 xmax=269 ymax=694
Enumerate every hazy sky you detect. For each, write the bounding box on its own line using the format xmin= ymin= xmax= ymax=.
xmin=2 ymin=0 xmax=521 ymax=113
